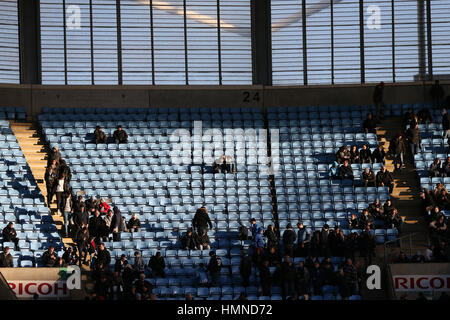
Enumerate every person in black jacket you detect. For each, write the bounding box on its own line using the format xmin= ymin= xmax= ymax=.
xmin=148 ymin=252 xmax=166 ymax=278
xmin=0 ymin=247 xmax=13 ymax=267
xmin=197 ymin=229 xmax=210 ymax=251
xmin=42 ymin=246 xmax=59 ymax=267
xmin=376 ymin=166 xmax=395 ymax=194
xmin=280 ymin=255 xmax=297 ymax=299
xmin=339 ymin=160 xmax=354 ymax=180
xmin=320 ymin=225 xmax=331 ymax=257
xmin=110 ymin=207 xmax=123 ymax=242
xmin=430 ymin=158 xmax=443 ymax=177
xmin=2 ymin=222 xmax=19 ymax=250
xmin=58 ymin=159 xmax=72 ymax=183
xmin=239 ymin=250 xmax=252 ymax=287
xmin=264 ymin=224 xmax=278 ymax=249
xmin=192 ymin=206 xmax=212 ymax=235
xmin=75 ymin=226 xmax=90 ymax=266
xmin=259 ymin=260 xmax=272 ymax=296
xmin=94 ymin=125 xmax=107 ymax=144
xmin=181 ymin=229 xmax=199 ymax=250
xmin=96 ymin=243 xmax=111 ymax=271
xmin=127 ymin=213 xmax=141 ymax=234
xmin=442 ymin=109 xmax=450 ymax=139
xmin=48 ymin=146 xmax=61 ymax=166
xmin=359 ymin=226 xmax=376 ymax=266
xmin=362 ymin=167 xmax=376 ymax=187
xmin=282 ymin=223 xmax=297 ymax=258
xmin=359 ymin=144 xmax=372 ymax=164
xmin=373 ymin=82 xmax=385 ymax=121
xmin=89 ymin=210 xmax=106 ymax=243
xmin=372 ymin=145 xmax=386 ymax=164
xmin=363 ymin=113 xmax=377 ymax=134
xmin=402 ymin=108 xmax=417 ymax=131
xmin=45 ymin=159 xmax=58 ymax=205
xmin=405 ymin=122 xmax=422 ymax=156
xmin=113 ymin=125 xmax=128 ymax=144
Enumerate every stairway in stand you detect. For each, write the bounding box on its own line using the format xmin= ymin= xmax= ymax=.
xmin=375 ymin=117 xmax=429 ymax=256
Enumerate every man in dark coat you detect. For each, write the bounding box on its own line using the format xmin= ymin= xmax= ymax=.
xmin=376 ymin=165 xmax=395 ymax=194
xmin=280 ymin=255 xmax=297 ymax=299
xmin=113 ymin=125 xmax=128 ymax=143
xmin=96 ymin=243 xmax=111 ymax=271
xmin=259 ymin=260 xmax=272 ymax=296
xmin=264 ymin=224 xmax=278 ymax=249
xmin=405 ymin=122 xmax=422 ymax=156
xmin=42 ymin=246 xmax=59 ymax=267
xmin=192 ymin=206 xmax=212 ymax=235
xmin=110 ymin=206 xmax=122 ymax=242
xmin=320 ymin=224 xmax=331 ymax=257
xmin=339 ymin=159 xmax=354 ymax=180
xmin=181 ymin=229 xmax=198 ymax=250
xmin=363 ymin=113 xmax=377 ymax=134
xmin=148 ymin=252 xmax=166 ymax=278
xmin=239 ymin=250 xmax=252 ymax=287
xmin=282 ymin=223 xmax=297 ymax=258
xmin=373 ymin=81 xmax=385 ymax=121
xmin=442 ymin=109 xmax=450 ymax=139
xmin=359 ymin=226 xmax=376 ymax=266
xmin=75 ymin=226 xmax=90 ymax=266
xmin=94 ymin=125 xmax=107 ymax=144
xmin=2 ymin=222 xmax=19 ymax=250
xmin=89 ymin=210 xmax=106 ymax=243
xmin=0 ymin=247 xmax=13 ymax=267
xmin=372 ymin=145 xmax=386 ymax=164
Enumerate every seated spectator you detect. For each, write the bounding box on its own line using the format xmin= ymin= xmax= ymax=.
xmin=376 ymin=166 xmax=394 ymax=194
xmin=371 ymin=145 xmax=386 ymax=164
xmin=195 ymin=263 xmax=209 ymax=287
xmin=42 ymin=246 xmax=59 ymax=267
xmin=114 ymin=254 xmax=128 ymax=274
xmin=430 ymin=158 xmax=443 ymax=177
xmin=395 ymin=251 xmax=410 ymax=263
xmin=349 ymin=145 xmax=360 ymax=164
xmin=98 ymin=199 xmax=110 ymax=214
xmin=127 ymin=213 xmax=141 ymax=233
xmin=148 ymin=252 xmax=166 ymax=278
xmin=358 ymin=209 xmax=374 ymax=230
xmin=349 ymin=213 xmax=359 ymax=230
xmin=62 ymin=246 xmax=78 ymax=265
xmin=2 ymin=222 xmax=19 ymax=251
xmin=362 ymin=167 xmax=376 ymax=187
xmin=113 ymin=125 xmax=128 ymax=144
xmin=363 ymin=113 xmax=377 ymax=134
xmin=339 ymin=159 xmax=354 ymax=180
xmin=402 ymin=108 xmax=417 ymax=131
xmin=181 ymin=229 xmax=199 ymax=250
xmin=437 ymin=189 xmax=450 ymax=210
xmin=429 ymin=215 xmax=447 ymax=239
xmin=336 ymin=146 xmax=350 ymax=165
xmin=359 ymin=144 xmax=372 ymax=164
xmin=225 ymin=156 xmax=236 ymax=173
xmin=94 ymin=125 xmax=107 ymax=144
xmin=328 ymin=161 xmax=340 ymax=180
xmin=0 ymin=247 xmax=13 ymax=267
xmin=383 ymin=199 xmax=395 ymax=219
xmin=213 ymin=155 xmax=226 ymax=173
xmin=368 ymin=198 xmax=384 ymax=219
xmin=417 ymin=108 xmax=433 ymax=124
xmin=132 ymin=273 xmax=154 ymax=300
xmin=411 ymin=251 xmax=426 ymax=263
xmin=443 ymin=156 xmax=450 ymax=177
xmin=197 ymin=229 xmax=210 ymax=251
xmin=387 ymin=208 xmax=403 ymax=233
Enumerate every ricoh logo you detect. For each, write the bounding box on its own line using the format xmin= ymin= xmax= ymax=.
xmin=169 ymin=121 xmax=280 ymax=174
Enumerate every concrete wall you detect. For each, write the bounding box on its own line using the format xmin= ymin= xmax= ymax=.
xmin=0 ymin=82 xmax=449 ymax=120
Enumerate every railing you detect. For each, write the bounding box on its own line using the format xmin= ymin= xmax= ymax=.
xmin=383 ymin=232 xmax=427 ymax=264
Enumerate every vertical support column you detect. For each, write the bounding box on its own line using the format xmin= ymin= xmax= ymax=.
xmin=89 ymin=0 xmax=94 ymax=84
xmin=251 ymin=0 xmax=272 ymax=85
xmin=18 ymin=0 xmax=42 ymax=84
xmin=425 ymin=0 xmax=433 ymax=80
xmin=217 ymin=0 xmax=222 ymax=85
xmin=149 ymin=0 xmax=155 ymax=85
xmin=301 ymin=0 xmax=307 ymax=85
xmin=417 ymin=0 xmax=427 ymax=80
xmin=391 ymin=0 xmax=395 ymax=82
xmin=359 ymin=0 xmax=365 ymax=84
xmin=330 ymin=0 xmax=334 ymax=85
xmin=116 ymin=0 xmax=122 ymax=85
xmin=183 ymin=0 xmax=189 ymax=85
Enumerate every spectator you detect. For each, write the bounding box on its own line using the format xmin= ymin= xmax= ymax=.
xmin=437 ymin=189 xmax=450 ymax=210
xmin=359 ymin=144 xmax=372 ymax=164
xmin=376 ymin=166 xmax=395 ymax=194
xmin=349 ymin=145 xmax=360 ymax=164
xmin=2 ymin=222 xmax=19 ymax=250
xmin=343 ymin=258 xmax=358 ymax=295
xmin=114 ymin=254 xmax=127 ymax=275
xmin=373 ymin=81 xmax=385 ymax=121
xmin=42 ymin=246 xmax=59 ymax=267
xmin=0 ymin=247 xmax=13 ymax=267
xmin=48 ymin=146 xmax=61 ymax=166
xmin=110 ymin=206 xmax=123 ymax=242
xmin=89 ymin=210 xmax=107 ymax=243
xmin=239 ymin=223 xmax=249 ymax=241
xmin=250 ymin=218 xmax=258 ymax=239
xmin=429 ymin=215 xmax=447 ymax=240
xmin=264 ymin=246 xmax=281 ymax=266
xmin=148 ymin=252 xmax=166 ymax=278
xmin=335 ymin=267 xmax=351 ymax=299
xmin=75 ymin=226 xmax=90 ymax=266
xmin=417 ymin=108 xmax=433 ymax=124
xmin=443 ymin=156 xmax=450 ymax=177
xmin=192 ymin=206 xmax=212 ymax=235
xmin=296 ymin=222 xmax=311 ymax=257
xmin=395 ymin=251 xmax=410 ymax=263
xmin=442 ymin=108 xmax=450 ymax=139
xmin=197 ymin=229 xmax=210 ymax=251
xmin=387 ymin=208 xmax=403 ymax=233
xmin=349 ymin=213 xmax=359 ymax=230
xmin=94 ymin=125 xmax=107 ymax=144
xmin=372 ymin=145 xmax=386 ymax=164
xmin=430 ymin=80 xmax=445 ymax=108
xmin=181 ymin=229 xmax=199 ymax=250
xmin=62 ymin=246 xmax=78 ymax=266
xmin=132 ymin=273 xmax=154 ymax=300
xmin=328 ymin=161 xmax=340 ymax=180
xmin=103 ymin=210 xmax=113 ymax=238
xmin=239 ymin=250 xmax=252 ymax=287
xmin=368 ymin=198 xmax=384 ymax=220
xmin=113 ymin=125 xmax=128 ymax=144
xmin=225 ymin=155 xmax=236 ymax=173
xmin=53 ymin=173 xmax=69 ymax=215
xmin=295 ymin=261 xmax=310 ymax=296
xmin=133 ymin=251 xmax=146 ymax=277
xmin=206 ymin=251 xmax=222 ymax=286
xmin=280 ymin=255 xmax=297 ymax=299
xmin=282 ymin=223 xmax=297 ymax=258
xmin=358 ymin=209 xmax=374 ymax=230
xmin=93 ymin=275 xmax=111 ymax=300
xmin=411 ymin=251 xmax=426 ymax=263
xmin=359 ymin=226 xmax=376 ymax=265
xmin=213 ymin=155 xmax=226 ymax=173
xmin=96 ymin=243 xmax=111 ymax=272
xmin=389 ymin=133 xmax=407 ymax=172
xmin=310 ymin=261 xmax=323 ymax=295
xmin=98 ymin=199 xmax=110 ymax=214
xmin=363 ymin=113 xmax=377 ymax=134
xmin=430 ymin=158 xmax=443 ymax=177
xmin=336 ymin=146 xmax=350 ymax=165
xmin=339 ymin=159 xmax=354 ymax=180
xmin=254 ymin=227 xmax=265 ymax=256
xmin=319 ymin=224 xmax=331 ymax=257
xmin=259 ymin=260 xmax=272 ymax=296
xmin=264 ymin=224 xmax=278 ymax=249
xmin=402 ymin=108 xmax=417 ymax=131
xmin=61 ymin=189 xmax=74 ymax=237
xmin=73 ymin=204 xmax=89 ymax=236
xmin=127 ymin=213 xmax=141 ymax=234
xmin=362 ymin=167 xmax=376 ymax=187
xmin=195 ymin=263 xmax=209 ymax=287
xmin=45 ymin=159 xmax=58 ymax=205
xmin=405 ymin=122 xmax=422 ymax=156
xmin=58 ymin=159 xmax=72 ymax=183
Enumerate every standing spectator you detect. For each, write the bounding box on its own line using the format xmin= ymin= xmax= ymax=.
xmin=113 ymin=125 xmax=128 ymax=144
xmin=206 ymin=251 xmax=222 ymax=286
xmin=110 ymin=206 xmax=122 ymax=242
xmin=62 ymin=189 xmax=73 ymax=237
xmin=48 ymin=146 xmax=61 ymax=166
xmin=389 ymin=133 xmax=407 ymax=172
xmin=295 ymin=261 xmax=310 ymax=296
xmin=335 ymin=268 xmax=351 ymax=299
xmin=45 ymin=159 xmax=58 ymax=205
xmin=373 ymin=81 xmax=385 ymax=121
xmin=53 ymin=173 xmax=69 ymax=215
xmin=264 ymin=224 xmax=278 ymax=249
xmin=42 ymin=246 xmax=59 ymax=267
xmin=443 ymin=156 xmax=450 ymax=177
xmin=402 ymin=108 xmax=417 ymax=131
xmin=239 ymin=250 xmax=252 ymax=287
xmin=339 ymin=159 xmax=354 ymax=180
xmin=62 ymin=246 xmax=78 ymax=265
xmin=296 ymin=222 xmax=311 ymax=257
xmin=359 ymin=226 xmax=376 ymax=266
xmin=148 ymin=252 xmax=166 ymax=278
xmin=430 ymin=80 xmax=445 ymax=108
xmin=430 ymin=158 xmax=443 ymax=177
xmin=405 ymin=123 xmax=422 ymax=156
xmin=0 ymin=247 xmax=13 ymax=267
xmin=343 ymin=258 xmax=358 ymax=296
xmin=310 ymin=262 xmax=324 ymax=295
xmin=73 ymin=204 xmax=89 ymax=236
xmin=442 ymin=109 xmax=450 ymax=139
xmin=75 ymin=226 xmax=90 ymax=266
xmin=114 ymin=254 xmax=128 ymax=274
xmin=376 ymin=166 xmax=395 ymax=194
xmin=254 ymin=227 xmax=265 ymax=256
xmin=282 ymin=223 xmax=297 ymax=258
xmin=259 ymin=260 xmax=272 ymax=296
xmin=89 ymin=210 xmax=106 ymax=243
xmin=417 ymin=108 xmax=433 ymax=124
xmin=362 ymin=167 xmax=376 ymax=187
xmin=94 ymin=125 xmax=107 ymax=144
xmin=2 ymin=221 xmax=18 ymax=251
xmin=58 ymin=160 xmax=72 ymax=183
xmin=250 ymin=218 xmax=258 ymax=239
xmin=280 ymin=255 xmax=297 ymax=299
xmin=192 ymin=206 xmax=212 ymax=235
xmin=372 ymin=145 xmax=386 ymax=164
xmin=127 ymin=213 xmax=141 ymax=234
xmin=264 ymin=246 xmax=281 ymax=266
xmin=96 ymin=243 xmax=111 ymax=272
xmin=363 ymin=113 xmax=377 ymax=134
xmin=359 ymin=144 xmax=372 ymax=164
xmin=197 ymin=229 xmax=210 ymax=251
xmin=320 ymin=225 xmax=331 ymax=257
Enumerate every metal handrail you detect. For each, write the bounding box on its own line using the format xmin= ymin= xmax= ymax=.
xmin=383 ymin=232 xmax=426 ymax=264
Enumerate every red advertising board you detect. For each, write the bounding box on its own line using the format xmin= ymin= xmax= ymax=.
xmin=393 ymin=275 xmax=450 ymax=292
xmin=8 ymin=281 xmax=69 ymax=298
